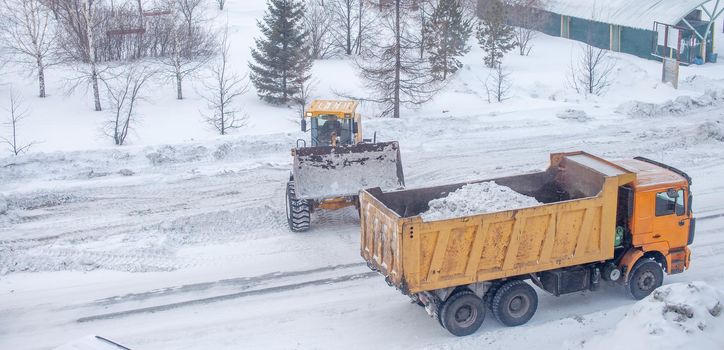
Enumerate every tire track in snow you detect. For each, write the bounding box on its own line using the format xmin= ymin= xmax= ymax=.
xmin=89 ymin=262 xmax=366 ymax=306
xmin=77 ymin=271 xmax=378 ymax=323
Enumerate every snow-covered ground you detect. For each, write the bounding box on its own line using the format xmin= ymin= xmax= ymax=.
xmin=2 ymin=0 xmax=724 ymax=349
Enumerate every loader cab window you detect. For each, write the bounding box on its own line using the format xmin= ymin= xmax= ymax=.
xmin=655 ymin=189 xmax=685 ymax=216
xmin=313 ymin=114 xmax=353 ymax=146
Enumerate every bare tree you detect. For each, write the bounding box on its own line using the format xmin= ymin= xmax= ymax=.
xmin=201 ymin=27 xmax=249 ymax=135
xmin=0 ymin=0 xmax=58 ymax=97
xmin=330 ymin=0 xmax=358 ymax=56
xmin=215 ymin=0 xmax=224 ymax=10
xmin=295 ymin=75 xmax=318 ymax=120
xmin=102 ymin=64 xmax=154 ymax=145
xmin=305 ymin=0 xmax=335 ymax=59
xmin=355 ymin=0 xmax=440 ymax=118
xmin=568 ymin=42 xmax=616 ymax=96
xmin=159 ymin=11 xmax=214 ymax=99
xmin=1 ymin=92 xmax=36 ymax=155
xmin=484 ymin=63 xmax=511 ymax=102
xmin=354 ymin=0 xmax=376 ymax=55
xmin=174 ymin=0 xmax=203 ymax=35
xmin=55 ymin=0 xmax=103 ymax=110
xmin=507 ymin=0 xmax=545 ymax=56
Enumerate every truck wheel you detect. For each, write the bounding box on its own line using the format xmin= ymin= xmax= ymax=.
xmin=286 ymin=182 xmax=310 ymax=232
xmin=627 ymin=259 xmax=663 ymax=300
xmin=491 ymin=280 xmax=538 ymax=327
xmin=484 ymin=282 xmax=502 ymax=311
xmin=439 ymin=290 xmax=486 ymax=336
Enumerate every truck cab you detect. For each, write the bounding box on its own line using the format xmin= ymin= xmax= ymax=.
xmin=615 ymin=157 xmax=694 ymax=276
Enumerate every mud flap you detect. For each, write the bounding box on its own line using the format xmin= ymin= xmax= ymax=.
xmin=292 ymin=141 xmax=405 ymax=200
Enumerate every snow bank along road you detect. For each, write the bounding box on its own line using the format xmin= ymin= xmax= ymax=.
xmin=2 ymin=101 xmax=724 ymax=349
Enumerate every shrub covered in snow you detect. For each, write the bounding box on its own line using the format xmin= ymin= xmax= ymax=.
xmin=421 ymin=181 xmax=540 ymax=221
xmin=581 ymin=282 xmax=724 ymax=350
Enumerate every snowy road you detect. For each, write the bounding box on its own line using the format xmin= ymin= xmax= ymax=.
xmin=2 ymin=100 xmax=724 ymax=349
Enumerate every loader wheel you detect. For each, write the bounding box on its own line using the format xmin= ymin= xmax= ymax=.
xmin=439 ymin=290 xmax=486 ymax=336
xmin=286 ymin=182 xmax=310 ymax=232
xmin=627 ymin=259 xmax=663 ymax=300
xmin=491 ymin=280 xmax=538 ymax=327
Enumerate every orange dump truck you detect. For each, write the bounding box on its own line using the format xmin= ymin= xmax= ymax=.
xmin=359 ymin=152 xmax=694 ymax=336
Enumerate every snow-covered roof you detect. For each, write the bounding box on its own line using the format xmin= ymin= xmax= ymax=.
xmin=544 ymin=0 xmax=709 ymax=30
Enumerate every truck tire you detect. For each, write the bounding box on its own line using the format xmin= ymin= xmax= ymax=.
xmin=491 ymin=280 xmax=538 ymax=327
xmin=627 ymin=259 xmax=663 ymax=300
xmin=439 ymin=290 xmax=486 ymax=336
xmin=286 ymin=181 xmax=310 ymax=232
xmin=484 ymin=282 xmax=502 ymax=311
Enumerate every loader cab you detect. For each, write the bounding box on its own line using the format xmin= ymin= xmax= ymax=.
xmin=301 ymin=100 xmax=362 ymax=147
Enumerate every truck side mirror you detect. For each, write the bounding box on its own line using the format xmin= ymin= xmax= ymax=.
xmin=667 ymin=188 xmax=678 ymax=198
xmin=301 ymin=119 xmax=307 ymax=132
xmin=352 ymin=121 xmax=358 ymax=134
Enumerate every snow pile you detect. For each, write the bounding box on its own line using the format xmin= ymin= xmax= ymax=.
xmin=618 ymin=89 xmax=724 ymax=118
xmin=581 ymin=282 xmax=724 ymax=350
xmin=420 ymin=182 xmax=541 ymax=221
xmin=556 ymin=109 xmax=591 ymax=122
xmin=0 ymin=194 xmax=7 ymax=215
xmin=696 ymin=121 xmax=724 ymax=142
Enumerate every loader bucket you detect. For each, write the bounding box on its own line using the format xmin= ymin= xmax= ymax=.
xmin=292 ymin=141 xmax=405 ymax=200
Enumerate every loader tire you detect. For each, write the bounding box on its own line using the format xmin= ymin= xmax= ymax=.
xmin=439 ymin=290 xmax=486 ymax=336
xmin=627 ymin=259 xmax=663 ymax=300
xmin=491 ymin=280 xmax=538 ymax=327
xmin=286 ymin=181 xmax=310 ymax=232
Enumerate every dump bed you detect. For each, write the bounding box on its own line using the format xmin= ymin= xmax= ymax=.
xmin=360 ymin=152 xmax=636 ymax=294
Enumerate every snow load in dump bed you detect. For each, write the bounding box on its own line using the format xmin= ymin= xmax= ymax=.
xmin=364 ymin=152 xmax=635 ymax=220
xmin=292 ymin=141 xmax=404 ymax=200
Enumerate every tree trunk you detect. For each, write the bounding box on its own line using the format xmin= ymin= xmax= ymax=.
xmin=11 ymin=113 xmax=18 ymax=155
xmin=356 ymin=0 xmax=363 ymax=54
xmin=176 ymin=73 xmax=183 ymax=99
xmin=346 ymin=0 xmax=352 ymax=55
xmin=393 ymin=0 xmax=401 ymax=118
xmin=37 ymin=59 xmax=46 ymax=98
xmin=92 ymin=66 xmax=101 ymax=111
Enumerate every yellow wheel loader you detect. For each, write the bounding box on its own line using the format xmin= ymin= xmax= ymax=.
xmin=286 ymin=100 xmax=405 ymax=232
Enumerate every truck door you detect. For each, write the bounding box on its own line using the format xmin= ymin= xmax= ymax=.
xmin=650 ymin=188 xmax=689 ymax=249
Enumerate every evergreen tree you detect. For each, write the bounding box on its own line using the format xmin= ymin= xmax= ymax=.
xmin=476 ymin=0 xmax=515 ymax=68
xmin=424 ymin=0 xmax=473 ymax=80
xmin=249 ymin=0 xmax=312 ymax=104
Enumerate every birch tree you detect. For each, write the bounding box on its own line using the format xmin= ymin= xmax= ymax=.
xmin=201 ymin=27 xmax=249 ymax=135
xmin=0 ymin=0 xmax=58 ymax=97
xmin=55 ymin=0 xmax=103 ymax=110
